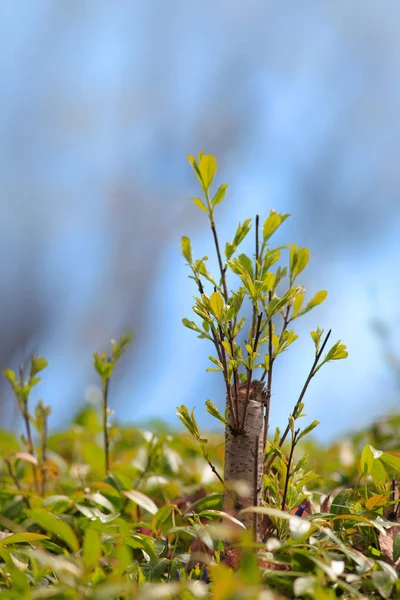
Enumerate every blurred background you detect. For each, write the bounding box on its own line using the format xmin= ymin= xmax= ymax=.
xmin=1 ymin=1 xmax=400 ymax=441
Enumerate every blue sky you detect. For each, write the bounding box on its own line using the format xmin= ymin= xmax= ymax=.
xmin=1 ymin=2 xmax=400 ymax=441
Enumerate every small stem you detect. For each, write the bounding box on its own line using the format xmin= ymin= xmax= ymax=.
xmin=209 ymin=215 xmax=228 ymax=302
xmin=211 ymin=328 xmax=238 ymax=428
xmin=19 ymin=366 xmax=39 ymax=494
xmin=281 ymin=429 xmax=300 ymax=511
xmin=253 ymin=435 xmax=259 ymax=538
xmin=263 ymin=292 xmax=274 ymax=450
xmin=261 ymin=303 xmax=291 ymax=383
xmin=5 ymin=458 xmax=31 ymax=509
xmin=240 ymin=313 xmax=263 ymax=430
xmin=265 ymin=329 xmax=332 ymax=473
xmin=102 ymin=377 xmax=111 ymax=476
xmin=203 ymin=450 xmax=235 ymax=501
xmin=40 ymin=417 xmax=48 ymax=496
xmin=134 ymin=434 xmax=157 ymax=489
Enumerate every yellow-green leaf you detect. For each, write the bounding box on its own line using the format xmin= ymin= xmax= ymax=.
xmin=210 ymin=291 xmax=224 ymax=321
xmin=293 ymin=292 xmax=304 ymax=315
xmin=123 ymin=490 xmax=158 ymax=515
xmin=212 ymin=184 xmax=228 ymax=207
xmin=83 ymin=528 xmax=101 ymax=571
xmin=27 ymin=509 xmax=79 ymax=552
xmin=191 ymin=197 xmax=208 ymax=213
xmin=198 ymin=154 xmax=217 ymax=189
xmin=0 ymin=532 xmax=49 ymax=547
xmin=181 ymin=236 xmax=192 ymax=263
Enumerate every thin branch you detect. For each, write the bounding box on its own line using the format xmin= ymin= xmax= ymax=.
xmin=102 ymin=377 xmax=111 ymax=476
xmin=5 ymin=457 xmax=31 ymax=509
xmin=204 ymin=452 xmax=235 ymax=501
xmin=240 ymin=312 xmax=263 ymax=430
xmin=227 ymin=330 xmax=240 ymax=428
xmin=209 ymin=217 xmax=228 ymax=302
xmin=253 ymin=435 xmax=259 ymax=538
xmin=263 ymin=295 xmax=274 ymax=451
xmin=281 ymin=429 xmax=300 ymax=511
xmin=265 ymin=329 xmax=332 ymax=473
xmin=40 ymin=416 xmax=48 ymax=496
xmin=211 ymin=327 xmax=238 ymax=429
xmin=19 ymin=365 xmax=39 ymax=494
xmin=261 ymin=303 xmax=291 ymax=383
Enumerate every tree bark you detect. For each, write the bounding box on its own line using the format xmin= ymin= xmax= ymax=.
xmin=223 ymin=380 xmax=265 ymax=541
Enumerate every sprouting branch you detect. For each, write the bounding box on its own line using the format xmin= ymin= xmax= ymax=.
xmin=265 ymin=329 xmax=332 ymax=473
xmin=281 ymin=428 xmax=300 ymax=511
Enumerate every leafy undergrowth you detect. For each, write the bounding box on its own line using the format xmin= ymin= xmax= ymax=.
xmin=1 ymin=405 xmax=400 ymax=599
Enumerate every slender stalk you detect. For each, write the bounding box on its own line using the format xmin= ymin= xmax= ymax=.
xmin=102 ymin=377 xmax=111 ymax=476
xmin=265 ymin=329 xmax=332 ymax=473
xmin=5 ymin=457 xmax=31 ymax=509
xmin=261 ymin=303 xmax=291 ymax=383
xmin=240 ymin=312 xmax=263 ymax=430
xmin=40 ymin=416 xmax=48 ymax=496
xmin=281 ymin=429 xmax=300 ymax=511
xmin=208 ymin=207 xmax=228 ymax=302
xmin=263 ymin=292 xmax=274 ymax=450
xmin=203 ymin=449 xmax=235 ymax=501
xmin=211 ymin=327 xmax=238 ymax=429
xmin=19 ymin=366 xmax=39 ymax=494
xmin=253 ymin=435 xmax=259 ymax=537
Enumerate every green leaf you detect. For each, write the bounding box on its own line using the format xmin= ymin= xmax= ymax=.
xmin=83 ymin=528 xmax=101 ymax=571
xmin=372 ymin=569 xmax=396 ymax=599
xmin=3 ymin=368 xmax=17 ymax=388
xmin=191 ymin=197 xmax=208 ymax=213
xmin=152 ymin=504 xmax=176 ymax=531
xmin=380 ymin=452 xmax=400 ymax=473
xmin=187 ymin=154 xmax=204 ymax=189
xmin=293 ymin=292 xmax=304 ymax=315
xmin=30 ymin=356 xmax=48 ymax=378
xmin=176 ymin=405 xmax=201 ymax=440
xmin=360 ymin=444 xmax=375 ymax=475
xmin=237 ymin=253 xmax=253 ymax=278
xmin=198 ymin=510 xmax=246 ymax=529
xmin=198 ymin=154 xmax=217 ymax=189
xmin=263 ymin=210 xmax=290 ymax=242
xmin=27 ymin=509 xmax=79 ymax=553
xmin=300 ymin=290 xmax=328 ymax=316
xmin=0 ymin=532 xmax=49 ymax=547
xmin=209 ymin=291 xmax=224 ymax=321
xmin=123 ymin=490 xmax=158 ymax=515
xmin=181 ymin=236 xmax=193 ymax=263
xmin=182 ymin=318 xmax=201 ymax=334
xmin=310 ymin=328 xmax=324 ymax=354
xmin=205 ymin=399 xmax=227 ymax=425
xmin=393 ymin=535 xmax=400 ymax=562
xmin=125 ymin=534 xmax=157 ymax=561
xmin=212 ymin=183 xmax=228 ymax=207
xmin=298 ymin=420 xmax=320 ymax=440
xmin=330 ymin=490 xmax=351 ymax=516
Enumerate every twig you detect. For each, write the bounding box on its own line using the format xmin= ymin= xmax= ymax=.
xmin=102 ymin=377 xmax=111 ymax=476
xmin=209 ymin=216 xmax=228 ymax=302
xmin=265 ymin=329 xmax=332 ymax=473
xmin=263 ymin=291 xmax=274 ymax=449
xmin=211 ymin=327 xmax=239 ymax=429
xmin=253 ymin=435 xmax=259 ymax=538
xmin=5 ymin=457 xmax=31 ymax=509
xmin=261 ymin=303 xmax=291 ymax=383
xmin=240 ymin=312 xmax=263 ymax=430
xmin=40 ymin=416 xmax=48 ymax=496
xmin=281 ymin=428 xmax=300 ymax=511
xmin=19 ymin=365 xmax=39 ymax=494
